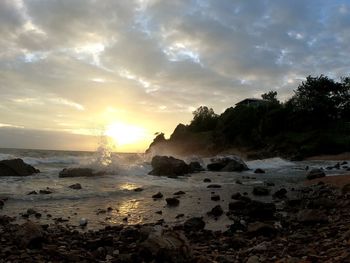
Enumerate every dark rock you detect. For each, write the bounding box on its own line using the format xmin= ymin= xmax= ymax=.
xmin=207 ymin=156 xmax=248 ymax=172
xmin=184 ymin=217 xmax=205 ymax=231
xmin=27 ymin=208 xmax=37 ymax=215
xmin=35 ymin=213 xmax=41 ymax=218
xmin=175 ymin=214 xmax=184 ymax=219
xmin=207 ymin=184 xmax=221 ymax=188
xmin=231 ymin=192 xmax=242 ymax=200
xmin=308 ymin=198 xmax=337 ymax=209
xmin=15 ymin=221 xmax=44 ymax=249
xmin=39 ymin=189 xmax=52 ymax=194
xmin=149 ymin=156 xmax=190 ymax=176
xmin=297 ymin=209 xmax=328 ymax=224
xmin=306 ymin=168 xmax=326 ymax=180
xmin=227 ymin=221 xmax=247 ymax=233
xmin=166 ymin=198 xmax=180 ymax=207
xmin=139 ymin=230 xmax=191 ymax=262
xmin=189 ymin=161 xmax=204 ymax=173
xmin=266 ymin=182 xmax=275 ymax=186
xmin=235 ymin=179 xmax=242 ymax=184
xmin=155 ymin=210 xmax=162 ymax=215
xmin=229 ymin=200 xmax=276 ymax=220
xmin=0 ymin=158 xmax=40 ymax=176
xmin=207 ymin=205 xmax=223 ymax=217
xmin=173 ymin=191 xmax=186 ymax=195
xmin=273 ymin=188 xmax=287 ymax=199
xmin=120 ymin=228 xmax=141 ymax=242
xmin=203 ymin=178 xmax=211 ymax=183
xmin=134 ymin=187 xmax=143 ymax=192
xmin=152 ymin=192 xmax=163 ymax=199
xmin=59 ymin=168 xmax=105 ymax=178
xmin=341 ymin=161 xmax=348 ymax=165
xmin=27 ymin=191 xmax=37 ymax=195
xmin=253 ymin=186 xmax=270 ymax=196
xmin=254 ymin=168 xmax=265 ymax=174
xmin=69 ymin=183 xmax=82 ymax=190
xmin=211 ymin=195 xmax=220 ymax=201
xmin=247 ymin=222 xmax=277 ymax=237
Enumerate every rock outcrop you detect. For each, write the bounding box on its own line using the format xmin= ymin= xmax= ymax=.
xmin=0 ymin=159 xmax=40 ymax=176
xmin=59 ymin=168 xmax=105 ymax=178
xmin=148 ymin=156 xmax=190 ymax=176
xmin=207 ymin=156 xmax=249 ymax=172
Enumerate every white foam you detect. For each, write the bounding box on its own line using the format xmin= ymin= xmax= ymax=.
xmin=246 ymin=157 xmax=294 ymax=170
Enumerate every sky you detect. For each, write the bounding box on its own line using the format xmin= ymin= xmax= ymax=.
xmin=0 ymin=0 xmax=350 ymax=152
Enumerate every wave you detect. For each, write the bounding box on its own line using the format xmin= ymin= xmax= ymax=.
xmin=246 ymin=157 xmax=294 ymax=170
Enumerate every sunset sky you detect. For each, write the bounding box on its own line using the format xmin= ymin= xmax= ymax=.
xmin=1 ymin=0 xmax=350 ymax=152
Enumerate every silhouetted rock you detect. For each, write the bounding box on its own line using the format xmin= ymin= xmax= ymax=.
xmin=273 ymin=188 xmax=287 ymax=199
xmin=203 ymin=178 xmax=211 ymax=183
xmin=59 ymin=168 xmax=105 ymax=178
xmin=207 ymin=184 xmax=221 ymax=188
xmin=207 ymin=156 xmax=248 ymax=172
xmin=166 ymin=198 xmax=180 ymax=207
xmin=149 ymin=156 xmax=190 ymax=176
xmin=189 ymin=161 xmax=204 ymax=172
xmin=15 ymin=221 xmax=44 ymax=249
xmin=152 ymin=192 xmax=163 ymax=199
xmin=207 ymin=205 xmax=223 ymax=217
xmin=211 ymin=194 xmax=220 ymax=201
xmin=174 ymin=191 xmax=186 ymax=195
xmin=69 ymin=183 xmax=82 ymax=190
xmin=254 ymin=168 xmax=265 ymax=174
xmin=306 ymin=168 xmax=326 ymax=180
xmin=0 ymin=159 xmax=39 ymax=177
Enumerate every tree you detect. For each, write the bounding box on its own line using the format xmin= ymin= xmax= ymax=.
xmin=261 ymin=91 xmax=279 ymax=104
xmin=189 ymin=106 xmax=218 ymax=132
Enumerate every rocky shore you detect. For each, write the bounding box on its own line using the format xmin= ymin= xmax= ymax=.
xmin=1 ymin=181 xmax=350 ymax=262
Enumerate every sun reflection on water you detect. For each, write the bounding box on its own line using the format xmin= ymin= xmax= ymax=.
xmin=119 ymin=183 xmax=138 ymax=190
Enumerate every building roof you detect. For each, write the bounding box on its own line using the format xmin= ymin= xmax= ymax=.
xmin=235 ymin=98 xmax=264 ymax=106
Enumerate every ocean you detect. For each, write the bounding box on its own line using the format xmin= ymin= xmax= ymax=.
xmin=0 ymin=148 xmax=348 ymax=230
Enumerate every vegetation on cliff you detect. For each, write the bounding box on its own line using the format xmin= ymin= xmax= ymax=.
xmin=147 ymin=75 xmax=350 ymax=159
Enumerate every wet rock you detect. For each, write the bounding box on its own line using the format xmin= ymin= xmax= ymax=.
xmin=253 ymin=186 xmax=270 ymax=196
xmin=39 ymin=189 xmax=52 ymax=194
xmin=231 ymin=192 xmax=242 ymax=200
xmin=207 ymin=156 xmax=248 ymax=172
xmin=265 ymin=182 xmax=275 ymax=186
xmin=306 ymin=168 xmax=326 ymax=180
xmin=139 ymin=229 xmax=191 ymax=262
xmin=149 ymin=156 xmax=190 ymax=176
xmin=211 ymin=195 xmax=220 ymax=201
xmin=120 ymin=227 xmax=141 ymax=242
xmin=79 ymin=218 xmax=88 ymax=227
xmin=297 ymin=209 xmax=328 ymax=224
xmin=15 ymin=221 xmax=44 ymax=249
xmin=174 ymin=191 xmax=186 ymax=195
xmin=254 ymin=168 xmax=265 ymax=174
xmin=308 ymin=198 xmax=337 ymax=209
xmin=152 ymin=192 xmax=163 ymax=199
xmin=175 ymin=214 xmax=184 ymax=219
xmin=35 ymin=213 xmax=41 ymax=218
xmin=166 ymin=198 xmax=180 ymax=207
xmin=184 ymin=217 xmax=205 ymax=231
xmin=207 ymin=184 xmax=221 ymax=188
xmin=247 ymin=222 xmax=277 ymax=237
xmin=203 ymin=178 xmax=211 ymax=183
xmin=341 ymin=161 xmax=348 ymax=165
xmin=134 ymin=187 xmax=143 ymax=192
xmin=189 ymin=161 xmax=204 ymax=173
xmin=69 ymin=183 xmax=82 ymax=190
xmin=27 ymin=191 xmax=37 ymax=195
xmin=0 ymin=158 xmax=40 ymax=176
xmin=207 ymin=205 xmax=223 ymax=217
xmin=273 ymin=188 xmax=287 ymax=199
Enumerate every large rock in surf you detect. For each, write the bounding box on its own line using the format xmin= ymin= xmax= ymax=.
xmin=149 ymin=156 xmax=190 ymax=176
xmin=0 ymin=159 xmax=40 ymax=176
xmin=59 ymin=168 xmax=105 ymax=178
xmin=207 ymin=156 xmax=249 ymax=172
xmin=306 ymin=168 xmax=326 ymax=180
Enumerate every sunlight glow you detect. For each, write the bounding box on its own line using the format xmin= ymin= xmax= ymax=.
xmin=105 ymin=122 xmax=146 ymax=146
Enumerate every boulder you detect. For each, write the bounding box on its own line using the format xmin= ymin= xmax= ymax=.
xmin=152 ymin=192 xmax=163 ymax=199
xmin=189 ymin=161 xmax=204 ymax=173
xmin=254 ymin=168 xmax=265 ymax=174
xmin=166 ymin=198 xmax=180 ymax=207
xmin=149 ymin=156 xmax=190 ymax=176
xmin=207 ymin=156 xmax=249 ymax=172
xmin=253 ymin=186 xmax=270 ymax=196
xmin=139 ymin=229 xmax=191 ymax=262
xmin=207 ymin=205 xmax=223 ymax=217
xmin=306 ymin=169 xmax=326 ymax=180
xmin=273 ymin=188 xmax=287 ymax=199
xmin=69 ymin=183 xmax=82 ymax=190
xmin=184 ymin=217 xmax=205 ymax=232
xmin=59 ymin=168 xmax=105 ymax=178
xmin=15 ymin=221 xmax=44 ymax=249
xmin=0 ymin=159 xmax=40 ymax=176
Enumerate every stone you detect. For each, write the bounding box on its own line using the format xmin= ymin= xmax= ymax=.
xmin=166 ymin=198 xmax=180 ymax=207
xmin=0 ymin=159 xmax=40 ymax=176
xmin=189 ymin=161 xmax=204 ymax=173
xmin=211 ymin=195 xmax=220 ymax=201
xmin=79 ymin=218 xmax=88 ymax=227
xmin=207 ymin=205 xmax=223 ymax=217
xmin=253 ymin=186 xmax=270 ymax=196
xmin=149 ymin=156 xmax=190 ymax=176
xmin=273 ymin=188 xmax=287 ymax=199
xmin=297 ymin=209 xmax=328 ymax=224
xmin=247 ymin=222 xmax=277 ymax=237
xmin=39 ymin=189 xmax=52 ymax=194
xmin=254 ymin=168 xmax=265 ymax=174
xmin=203 ymin=178 xmax=211 ymax=183
xmin=207 ymin=184 xmax=221 ymax=188
xmin=134 ymin=187 xmax=143 ymax=192
xmin=69 ymin=183 xmax=82 ymax=190
xmin=15 ymin=221 xmax=44 ymax=249
xmin=247 ymin=255 xmax=260 ymax=263
xmin=152 ymin=192 xmax=163 ymax=199
xmin=27 ymin=208 xmax=37 ymax=215
xmin=207 ymin=156 xmax=248 ymax=172
xmin=306 ymin=169 xmax=326 ymax=180
xmin=235 ymin=179 xmax=242 ymax=184
xmin=175 ymin=214 xmax=184 ymax=219
xmin=173 ymin=191 xmax=186 ymax=195
xmin=229 ymin=200 xmax=276 ymax=220
xmin=231 ymin=192 xmax=242 ymax=200
xmin=59 ymin=168 xmax=105 ymax=178
xmin=27 ymin=191 xmax=37 ymax=195
xmin=184 ymin=217 xmax=205 ymax=231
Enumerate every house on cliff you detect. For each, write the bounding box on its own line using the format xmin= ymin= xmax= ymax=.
xmin=235 ymin=98 xmax=266 ymax=107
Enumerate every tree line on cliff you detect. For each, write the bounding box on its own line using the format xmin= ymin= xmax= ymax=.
xmin=148 ymin=75 xmax=350 ymax=158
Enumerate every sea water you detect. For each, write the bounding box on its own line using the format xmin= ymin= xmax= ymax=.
xmin=0 ymin=148 xmax=348 ymax=229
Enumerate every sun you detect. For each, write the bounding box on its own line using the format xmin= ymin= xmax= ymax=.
xmin=105 ymin=122 xmax=146 ymax=146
